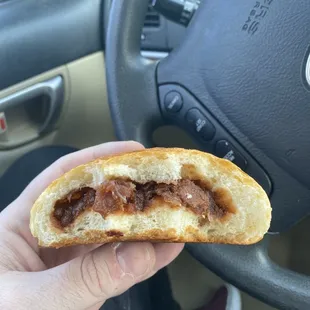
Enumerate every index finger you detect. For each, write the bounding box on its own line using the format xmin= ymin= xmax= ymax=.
xmin=1 ymin=141 xmax=144 ymax=224
xmin=23 ymin=141 xmax=144 ymax=203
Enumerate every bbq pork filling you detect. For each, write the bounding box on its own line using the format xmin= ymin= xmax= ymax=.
xmin=53 ymin=179 xmax=230 ymax=228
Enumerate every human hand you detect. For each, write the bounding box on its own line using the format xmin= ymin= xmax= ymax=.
xmin=0 ymin=141 xmax=184 ymax=310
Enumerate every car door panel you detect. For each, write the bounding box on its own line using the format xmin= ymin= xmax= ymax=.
xmin=0 ymin=52 xmax=115 ymax=177
xmin=0 ymin=0 xmax=115 ymax=178
xmin=0 ymin=0 xmax=102 ymax=90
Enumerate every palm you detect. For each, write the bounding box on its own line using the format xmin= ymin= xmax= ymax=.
xmin=0 ymin=199 xmax=99 ymax=272
xmin=40 ymin=245 xmax=99 ymax=268
xmin=0 ymin=142 xmax=145 ymax=272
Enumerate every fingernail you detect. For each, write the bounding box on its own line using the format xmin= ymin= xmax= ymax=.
xmin=116 ymin=243 xmax=153 ymax=277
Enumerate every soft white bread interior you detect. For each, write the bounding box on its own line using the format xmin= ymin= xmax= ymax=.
xmin=30 ymin=148 xmax=272 ymax=248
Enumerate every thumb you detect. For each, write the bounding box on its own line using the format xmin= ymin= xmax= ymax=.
xmin=46 ymin=242 xmax=157 ymax=310
xmin=2 ymin=242 xmax=157 ymax=310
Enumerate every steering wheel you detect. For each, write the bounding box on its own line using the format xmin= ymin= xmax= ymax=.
xmin=105 ymin=1 xmax=310 ymax=309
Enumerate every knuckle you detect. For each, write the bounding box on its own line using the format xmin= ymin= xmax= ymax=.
xmin=79 ymin=253 xmax=120 ymax=300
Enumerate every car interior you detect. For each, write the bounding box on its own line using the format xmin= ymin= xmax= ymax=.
xmin=1 ymin=0 xmax=310 ymax=309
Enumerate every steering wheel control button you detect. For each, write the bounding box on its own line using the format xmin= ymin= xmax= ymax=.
xmin=164 ymin=91 xmax=183 ymax=113
xmin=185 ymin=108 xmax=215 ymax=141
xmin=215 ymin=140 xmax=247 ymax=171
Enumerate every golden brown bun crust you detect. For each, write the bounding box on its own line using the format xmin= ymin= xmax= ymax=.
xmin=30 ymin=148 xmax=272 ymax=248
xmin=47 ymin=229 xmax=263 ymax=249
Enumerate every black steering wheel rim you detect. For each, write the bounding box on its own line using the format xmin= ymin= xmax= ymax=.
xmin=105 ymin=1 xmax=310 ymax=309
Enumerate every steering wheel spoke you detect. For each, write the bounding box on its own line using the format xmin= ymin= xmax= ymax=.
xmin=187 ymin=235 xmax=310 ymax=310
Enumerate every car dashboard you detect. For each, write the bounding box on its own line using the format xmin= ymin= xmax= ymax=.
xmin=104 ymin=0 xmax=186 ymax=59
